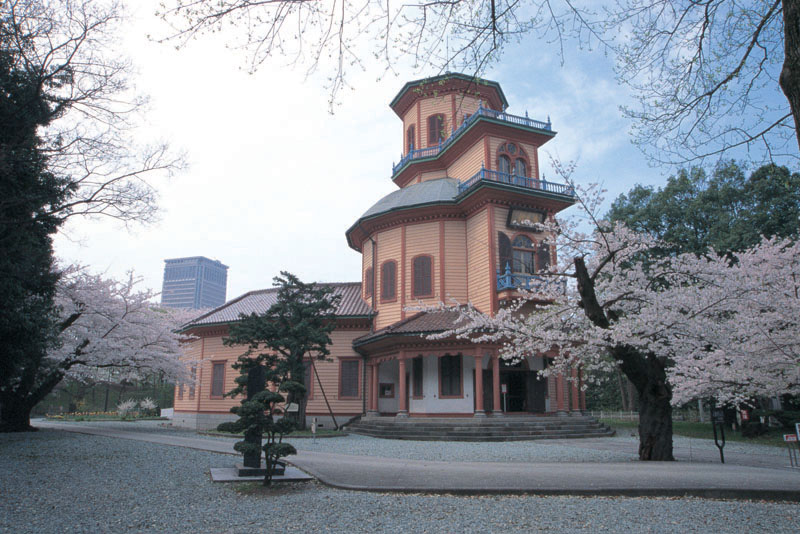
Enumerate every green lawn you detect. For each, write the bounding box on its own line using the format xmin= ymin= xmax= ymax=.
xmin=601 ymin=418 xmax=790 ymax=448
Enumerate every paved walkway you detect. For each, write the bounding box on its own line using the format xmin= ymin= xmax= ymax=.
xmin=37 ymin=421 xmax=800 ymax=500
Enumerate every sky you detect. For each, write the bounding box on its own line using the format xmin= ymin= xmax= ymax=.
xmin=51 ymin=1 xmax=784 ymax=302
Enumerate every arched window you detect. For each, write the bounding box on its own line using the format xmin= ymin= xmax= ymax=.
xmin=497 ymin=142 xmax=529 ymax=177
xmin=428 ymin=114 xmax=446 ymax=145
xmin=512 ymin=235 xmax=535 ymax=274
xmin=406 ymin=125 xmax=415 ymax=153
xmin=380 ymin=260 xmax=397 ymax=301
xmin=364 ymin=267 xmax=374 ymax=299
xmin=514 ymin=158 xmax=527 ymax=177
xmin=412 ymin=255 xmax=433 ymax=297
xmin=498 ymin=155 xmax=511 ymax=175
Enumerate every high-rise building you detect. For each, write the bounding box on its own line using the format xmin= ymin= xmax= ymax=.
xmin=161 ymin=256 xmax=228 ymax=309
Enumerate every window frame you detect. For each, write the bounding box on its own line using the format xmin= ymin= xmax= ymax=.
xmin=380 ymin=260 xmax=397 ymax=303
xmin=511 ymin=234 xmax=536 ymax=275
xmin=338 ymin=358 xmax=361 ymax=400
xmin=210 ymin=360 xmax=226 ymax=399
xmin=438 ymin=354 xmax=463 ymax=399
xmin=496 ymin=142 xmax=530 ymax=177
xmin=406 ymin=124 xmax=416 ymax=153
xmin=411 ymin=254 xmax=434 ymax=298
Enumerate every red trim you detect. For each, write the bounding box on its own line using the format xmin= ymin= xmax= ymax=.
xmin=338 ymin=358 xmax=362 ymax=400
xmin=410 ymin=253 xmax=434 ymax=299
xmin=209 ymin=360 xmax=227 ymax=399
xmin=438 ymin=221 xmax=445 ymax=300
xmin=379 ymin=260 xmax=398 ymax=303
xmin=379 ymin=382 xmax=395 ymax=398
xmin=488 ymin=204 xmax=498 ymax=315
xmin=416 ymin=101 xmax=421 ymax=149
xmin=400 ymin=226 xmax=406 ymax=318
xmin=438 ymin=354 xmax=464 ymax=399
xmin=451 ymin=93 xmax=457 ymax=132
xmin=196 ymin=338 xmax=204 ymax=411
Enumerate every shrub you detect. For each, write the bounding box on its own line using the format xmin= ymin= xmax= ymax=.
xmin=117 ymin=399 xmax=138 ymax=419
xmin=216 ymin=420 xmax=245 ymax=433
xmin=139 ymin=397 xmax=158 ymax=417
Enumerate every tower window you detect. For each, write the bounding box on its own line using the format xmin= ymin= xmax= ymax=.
xmin=412 ymin=255 xmax=433 ymax=298
xmin=497 ymin=142 xmax=530 ymax=177
xmin=512 ymin=235 xmax=535 ymax=274
xmin=381 ymin=260 xmax=397 ymax=301
xmin=406 ymin=125 xmax=416 ymax=152
xmin=428 ymin=114 xmax=446 ymax=145
xmin=364 ymin=267 xmax=374 ymax=299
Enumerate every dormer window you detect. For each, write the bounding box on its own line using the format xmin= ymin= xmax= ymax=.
xmin=428 ymin=114 xmax=446 ymax=145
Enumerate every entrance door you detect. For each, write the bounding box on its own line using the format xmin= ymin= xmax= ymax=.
xmin=503 ymin=372 xmax=527 ymax=412
xmin=526 ymin=372 xmax=547 ymax=412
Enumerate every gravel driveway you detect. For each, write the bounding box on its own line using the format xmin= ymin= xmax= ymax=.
xmin=2 ymin=429 xmax=798 ymax=534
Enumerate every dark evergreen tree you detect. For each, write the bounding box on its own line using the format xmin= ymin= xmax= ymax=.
xmin=0 ymin=36 xmax=68 ymax=431
xmin=608 ymin=161 xmax=800 ymax=257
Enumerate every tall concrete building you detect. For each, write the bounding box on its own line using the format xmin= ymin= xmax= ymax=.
xmin=161 ymin=256 xmax=228 ymax=309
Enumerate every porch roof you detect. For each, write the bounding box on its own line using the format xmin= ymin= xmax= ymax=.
xmin=353 ymin=309 xmax=466 ymax=347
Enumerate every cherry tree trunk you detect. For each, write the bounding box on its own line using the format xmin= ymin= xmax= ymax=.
xmin=0 ymin=397 xmax=35 ymax=432
xmin=781 ymin=0 xmax=800 ymax=153
xmin=614 ymin=346 xmax=674 ymax=461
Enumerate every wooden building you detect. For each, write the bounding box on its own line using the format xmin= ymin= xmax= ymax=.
xmin=174 ymin=73 xmax=584 ymax=430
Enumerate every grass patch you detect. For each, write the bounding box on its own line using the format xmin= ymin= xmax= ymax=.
xmin=601 ymin=418 xmax=788 ymax=447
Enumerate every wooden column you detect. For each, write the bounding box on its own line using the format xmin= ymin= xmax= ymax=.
xmin=556 ymin=373 xmax=566 ymax=415
xmin=369 ymin=363 xmax=379 ymax=415
xmin=474 ymin=353 xmax=485 ymax=417
xmin=492 ymin=353 xmax=502 ymax=415
xmin=570 ymin=368 xmax=580 ymax=413
xmin=397 ymin=356 xmax=408 ymax=418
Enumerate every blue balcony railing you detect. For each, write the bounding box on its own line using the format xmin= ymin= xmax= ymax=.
xmin=458 ymin=167 xmax=575 ymax=197
xmin=392 ymin=105 xmax=552 ymax=175
xmin=497 ymin=264 xmax=565 ymax=293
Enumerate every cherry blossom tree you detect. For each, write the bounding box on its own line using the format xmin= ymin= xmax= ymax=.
xmin=438 ymin=164 xmax=799 ymax=460
xmin=0 ymin=267 xmax=196 ymax=431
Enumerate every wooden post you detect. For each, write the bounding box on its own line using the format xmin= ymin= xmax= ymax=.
xmin=492 ymin=353 xmax=502 ymax=416
xmin=474 ymin=353 xmax=485 ymax=417
xmin=571 ymin=368 xmax=580 ymax=414
xmin=369 ymin=363 xmax=379 ymax=416
xmin=397 ymin=356 xmax=408 ymax=418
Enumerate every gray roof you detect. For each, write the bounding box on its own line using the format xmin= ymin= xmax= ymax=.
xmin=361 ymin=178 xmax=459 ymax=220
xmin=183 ymin=282 xmax=372 ymax=329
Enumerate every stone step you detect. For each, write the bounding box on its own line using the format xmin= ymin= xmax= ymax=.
xmin=346 ymin=415 xmax=615 ymax=442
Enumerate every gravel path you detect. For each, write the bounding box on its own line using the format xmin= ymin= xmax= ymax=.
xmin=1 ymin=430 xmax=798 ymax=534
